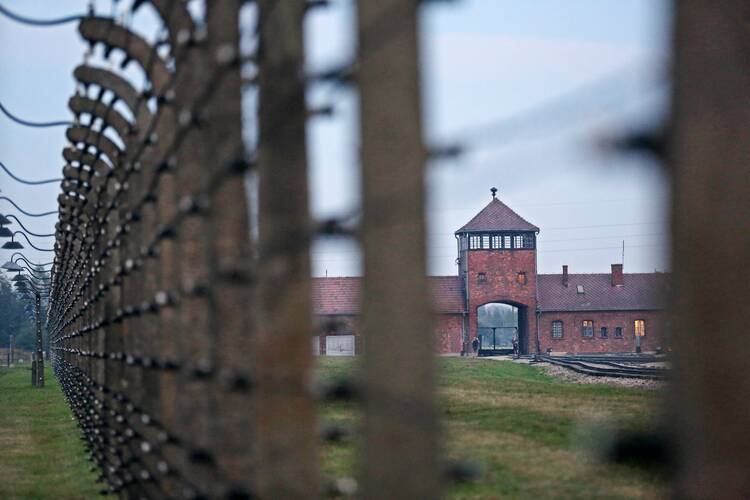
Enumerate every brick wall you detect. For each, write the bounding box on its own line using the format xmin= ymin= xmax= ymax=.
xmin=435 ymin=314 xmax=464 ymax=354
xmin=466 ymin=249 xmax=537 ymax=353
xmin=315 ymin=313 xmax=464 ymax=355
xmin=538 ymin=310 xmax=667 ymax=354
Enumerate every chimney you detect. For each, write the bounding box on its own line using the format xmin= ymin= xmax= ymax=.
xmin=562 ymin=265 xmax=568 ymax=287
xmin=611 ymin=263 xmax=624 ymax=286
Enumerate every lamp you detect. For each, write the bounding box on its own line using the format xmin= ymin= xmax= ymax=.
xmin=0 ymin=226 xmax=11 ymax=238
xmin=2 ymin=239 xmax=23 ymax=250
xmin=1 ymin=260 xmax=23 ymax=272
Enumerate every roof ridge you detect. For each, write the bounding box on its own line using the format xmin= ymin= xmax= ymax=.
xmin=456 ymin=197 xmax=539 ymax=233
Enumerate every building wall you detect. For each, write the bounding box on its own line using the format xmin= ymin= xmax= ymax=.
xmin=315 ymin=313 xmax=464 ymax=355
xmin=465 ymin=249 xmax=537 ymax=353
xmin=538 ymin=310 xmax=667 ymax=354
xmin=435 ymin=314 xmax=464 ymax=354
xmin=315 ymin=315 xmax=360 ymax=356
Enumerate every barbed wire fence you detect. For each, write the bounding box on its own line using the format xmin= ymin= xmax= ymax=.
xmin=10 ymin=0 xmax=744 ymax=498
xmin=44 ymin=0 xmax=443 ymax=498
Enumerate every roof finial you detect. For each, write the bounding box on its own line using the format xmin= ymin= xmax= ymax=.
xmin=490 ymin=187 xmax=497 ymax=199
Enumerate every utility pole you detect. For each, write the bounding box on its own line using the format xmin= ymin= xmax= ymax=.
xmin=32 ymin=292 xmax=44 ymax=387
xmin=255 ymin=1 xmax=318 ymax=497
xmin=8 ymin=334 xmax=13 ymax=366
xmin=358 ymin=1 xmax=440 ymax=498
xmin=669 ymin=1 xmax=750 ymax=496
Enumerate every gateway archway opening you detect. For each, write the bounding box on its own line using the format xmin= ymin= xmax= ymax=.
xmin=477 ymin=302 xmax=525 ymax=355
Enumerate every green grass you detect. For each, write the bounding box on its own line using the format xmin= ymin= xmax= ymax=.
xmin=318 ymin=357 xmax=667 ymax=499
xmin=0 ymin=359 xmax=665 ymax=499
xmin=0 ymin=366 xmax=99 ymax=500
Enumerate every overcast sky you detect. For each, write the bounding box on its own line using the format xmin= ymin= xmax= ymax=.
xmin=0 ymin=0 xmax=671 ymax=278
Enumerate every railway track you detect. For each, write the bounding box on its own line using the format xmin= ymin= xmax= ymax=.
xmin=537 ymin=355 xmax=669 ymax=380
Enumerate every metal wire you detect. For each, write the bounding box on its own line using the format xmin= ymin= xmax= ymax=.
xmin=0 ymin=3 xmax=83 ymax=26
xmin=3 ymin=215 xmax=55 ymax=237
xmin=0 ymin=197 xmax=57 ymax=217
xmin=0 ymin=160 xmax=62 ymax=185
xmin=9 ymin=231 xmax=54 ymax=252
xmin=0 ymin=101 xmax=72 ymax=128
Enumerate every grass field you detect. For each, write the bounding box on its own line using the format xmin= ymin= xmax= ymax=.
xmin=0 ymin=366 xmax=99 ymax=500
xmin=0 ymin=359 xmax=664 ymax=499
xmin=318 ymin=357 xmax=666 ymax=499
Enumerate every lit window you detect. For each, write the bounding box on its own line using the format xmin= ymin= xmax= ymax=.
xmin=634 ymin=320 xmax=646 ymax=337
xmin=552 ymin=320 xmax=563 ymax=339
xmin=513 ymin=235 xmax=523 ymax=248
xmin=477 ymin=272 xmax=487 ymax=284
xmin=469 ymin=235 xmax=480 ymax=249
xmin=576 ymin=285 xmax=585 ymax=294
xmin=504 ymin=235 xmax=511 ymax=248
xmin=614 ymin=327 xmax=623 ymax=338
xmin=491 ymin=235 xmax=502 ymax=249
xmin=482 ymin=235 xmax=490 ymax=249
xmin=516 ymin=272 xmax=527 ymax=285
xmin=582 ymin=320 xmax=594 ymax=337
xmin=600 ymin=327 xmax=608 ymax=338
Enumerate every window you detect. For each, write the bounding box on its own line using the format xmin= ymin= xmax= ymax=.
xmin=600 ymin=327 xmax=608 ymax=338
xmin=477 ymin=272 xmax=487 ymax=284
xmin=469 ymin=235 xmax=480 ymax=249
xmin=513 ymin=235 xmax=524 ymax=248
xmin=576 ymin=285 xmax=585 ymax=294
xmin=552 ymin=320 xmax=563 ymax=339
xmin=582 ymin=320 xmax=594 ymax=338
xmin=614 ymin=327 xmax=623 ymax=338
xmin=504 ymin=235 xmax=511 ymax=248
xmin=634 ymin=319 xmax=646 ymax=337
xmin=516 ymin=272 xmax=527 ymax=285
xmin=523 ymin=233 xmax=534 ymax=249
xmin=491 ymin=235 xmax=502 ymax=249
xmin=482 ymin=235 xmax=490 ymax=249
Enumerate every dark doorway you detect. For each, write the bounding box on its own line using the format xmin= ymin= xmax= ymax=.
xmin=477 ymin=303 xmax=526 ymax=355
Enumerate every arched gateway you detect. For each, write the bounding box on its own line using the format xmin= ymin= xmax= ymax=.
xmin=477 ymin=302 xmax=525 ymax=355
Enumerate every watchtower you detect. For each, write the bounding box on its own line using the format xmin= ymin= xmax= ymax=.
xmin=455 ymin=188 xmax=540 ymax=354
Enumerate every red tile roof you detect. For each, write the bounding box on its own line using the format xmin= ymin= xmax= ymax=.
xmin=311 ymin=276 xmax=465 ymax=315
xmin=312 ymin=273 xmax=668 ymax=315
xmin=312 ymin=277 xmax=360 ymax=315
xmin=537 ymin=273 xmax=668 ymax=312
xmin=456 ymin=198 xmax=539 ymax=233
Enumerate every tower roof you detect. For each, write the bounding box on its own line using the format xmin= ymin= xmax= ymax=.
xmin=456 ymin=193 xmax=539 ymax=233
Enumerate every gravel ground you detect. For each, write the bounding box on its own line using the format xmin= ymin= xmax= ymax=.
xmin=538 ymin=362 xmax=666 ymax=389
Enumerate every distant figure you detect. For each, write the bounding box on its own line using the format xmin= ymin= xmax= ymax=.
xmin=512 ymin=335 xmax=519 ymax=358
xmin=471 ymin=337 xmax=479 ymax=356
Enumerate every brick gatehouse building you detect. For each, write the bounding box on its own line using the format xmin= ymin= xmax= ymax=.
xmin=312 ymin=190 xmax=667 ymax=356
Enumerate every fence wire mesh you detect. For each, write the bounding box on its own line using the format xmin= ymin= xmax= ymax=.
xmin=47 ymin=1 xmax=439 ymax=498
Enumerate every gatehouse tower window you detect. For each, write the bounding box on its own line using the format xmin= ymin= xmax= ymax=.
xmin=477 ymin=272 xmax=487 ymax=284
xmin=615 ymin=327 xmax=623 ymax=338
xmin=600 ymin=327 xmax=608 ymax=338
xmin=460 ymin=232 xmax=536 ymax=251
